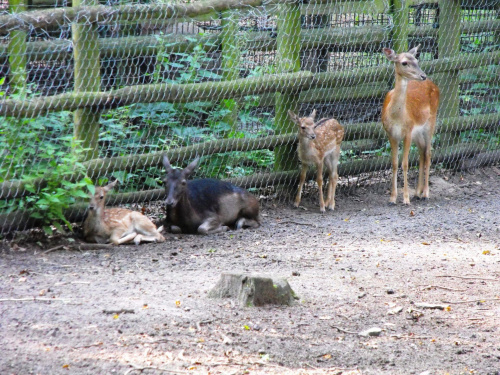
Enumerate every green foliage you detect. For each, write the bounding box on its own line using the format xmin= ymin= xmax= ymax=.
xmin=0 ymin=81 xmax=94 ymax=233
xmin=23 ymin=138 xmax=94 ymax=235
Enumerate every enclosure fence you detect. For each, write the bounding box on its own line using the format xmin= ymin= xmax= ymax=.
xmin=0 ymin=0 xmax=499 ymax=233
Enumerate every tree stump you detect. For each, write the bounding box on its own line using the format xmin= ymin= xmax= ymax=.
xmin=208 ymin=272 xmax=297 ymax=307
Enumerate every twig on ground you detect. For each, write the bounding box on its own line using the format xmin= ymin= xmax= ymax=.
xmin=441 ymin=298 xmax=500 ymax=304
xmin=125 ymin=363 xmax=187 ymax=375
xmin=72 ymin=342 xmax=103 ymax=350
xmin=41 ymin=245 xmax=66 ymax=255
xmin=330 ymin=325 xmax=358 ymax=335
xmin=278 ymin=220 xmax=318 ymax=228
xmin=102 ymin=309 xmax=135 ymax=315
xmin=40 ymin=243 xmax=114 ymax=255
xmin=0 ymin=297 xmax=71 ymax=303
xmin=196 ymin=319 xmax=215 ymax=331
xmin=435 ymin=275 xmax=497 ymax=281
xmin=420 ymin=285 xmax=467 ymax=292
xmin=390 ymin=335 xmax=431 ymax=340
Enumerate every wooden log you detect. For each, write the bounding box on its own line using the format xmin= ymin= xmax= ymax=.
xmin=0 ymin=0 xmax=294 ymax=33
xmin=0 ymin=70 xmax=314 ymax=117
xmin=391 ymin=0 xmax=409 ymax=53
xmin=1 ymin=112 xmax=498 ymax=201
xmin=0 ymin=51 xmax=498 ymax=118
xmin=72 ymin=0 xmax=101 ymax=161
xmin=274 ymin=2 xmax=301 ymax=172
xmin=0 ymin=20 xmax=498 ymax=62
xmin=8 ymin=0 xmax=27 ymax=95
xmin=0 ymin=141 xmax=492 ymax=233
xmin=220 ymin=10 xmax=240 ymax=133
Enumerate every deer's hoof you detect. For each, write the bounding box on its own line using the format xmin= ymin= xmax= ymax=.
xmin=388 ymin=201 xmax=397 ymax=206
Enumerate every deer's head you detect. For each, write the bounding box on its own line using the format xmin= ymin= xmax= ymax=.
xmin=162 ymin=155 xmax=199 ymax=207
xmin=288 ymin=109 xmax=320 ymax=140
xmin=383 ymin=45 xmax=427 ymax=81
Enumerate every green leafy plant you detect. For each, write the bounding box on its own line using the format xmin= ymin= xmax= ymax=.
xmin=23 ymin=137 xmax=94 ymax=235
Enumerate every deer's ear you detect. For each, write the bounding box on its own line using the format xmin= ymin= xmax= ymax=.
xmin=183 ymin=157 xmax=199 ymax=177
xmin=383 ymin=48 xmax=397 ymax=61
xmin=288 ymin=110 xmax=299 ymax=124
xmin=408 ymin=44 xmax=420 ymax=57
xmin=163 ymin=154 xmax=172 ymax=172
xmin=104 ymin=179 xmax=118 ymax=192
xmin=309 ymin=109 xmax=317 ymax=120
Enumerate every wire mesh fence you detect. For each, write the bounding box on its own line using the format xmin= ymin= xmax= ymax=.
xmin=0 ymin=0 xmax=499 ymax=233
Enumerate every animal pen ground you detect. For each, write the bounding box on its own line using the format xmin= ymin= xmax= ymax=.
xmin=1 ymin=167 xmax=500 ymax=374
xmin=0 ymin=0 xmax=500 ymax=373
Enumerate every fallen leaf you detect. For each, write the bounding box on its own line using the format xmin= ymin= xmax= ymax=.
xmin=142 ymin=304 xmax=149 ymax=309
xmin=482 ymin=250 xmax=491 ymax=255
xmin=113 ymin=314 xmax=119 ymax=320
xmin=410 ymin=210 xmax=415 ymax=217
xmin=243 ymin=325 xmax=250 ymax=330
xmin=175 ymin=300 xmax=181 ymax=307
xmin=422 ymin=242 xmax=431 ymax=246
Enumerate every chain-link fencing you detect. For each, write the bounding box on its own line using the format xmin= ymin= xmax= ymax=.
xmin=0 ymin=0 xmax=499 ymax=233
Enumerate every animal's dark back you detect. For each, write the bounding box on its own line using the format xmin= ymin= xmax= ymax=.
xmin=187 ymin=179 xmax=249 ymax=212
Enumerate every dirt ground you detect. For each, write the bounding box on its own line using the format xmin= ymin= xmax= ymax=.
xmin=1 ymin=167 xmax=500 ymax=375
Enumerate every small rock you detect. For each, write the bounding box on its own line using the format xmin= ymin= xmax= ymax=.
xmin=387 ymin=306 xmax=403 ymax=315
xmin=386 ymin=289 xmax=395 ymax=294
xmin=359 ymin=327 xmax=382 ymax=337
xmin=415 ymin=302 xmax=449 ymax=310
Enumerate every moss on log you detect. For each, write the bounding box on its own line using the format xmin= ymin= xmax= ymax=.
xmin=1 ymin=113 xmax=498 ymax=201
xmin=0 ymin=141 xmax=494 ymax=233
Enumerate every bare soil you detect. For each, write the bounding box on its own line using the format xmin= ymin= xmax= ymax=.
xmin=1 ymin=167 xmax=500 ymax=375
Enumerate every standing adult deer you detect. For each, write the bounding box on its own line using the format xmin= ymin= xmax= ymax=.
xmin=162 ymin=155 xmax=260 ymax=234
xmin=83 ymin=180 xmax=165 ymax=245
xmin=288 ymin=109 xmax=345 ymax=212
xmin=382 ymin=45 xmax=440 ymax=205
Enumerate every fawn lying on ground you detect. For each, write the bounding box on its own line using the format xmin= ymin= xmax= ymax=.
xmin=288 ymin=109 xmax=345 ymax=212
xmin=162 ymin=155 xmax=260 ymax=234
xmin=83 ymin=180 xmax=165 ymax=245
xmin=381 ymin=45 xmax=440 ymax=205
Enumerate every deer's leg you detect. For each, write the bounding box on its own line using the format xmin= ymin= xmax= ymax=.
xmin=388 ymin=137 xmax=400 ymax=205
xmin=330 ymin=150 xmax=340 ymax=210
xmin=415 ymin=147 xmax=425 ymax=198
xmin=294 ymin=164 xmax=308 ymax=208
xmin=236 ymin=217 xmax=260 ymax=230
xmin=401 ymin=135 xmax=412 ymax=205
xmin=324 ymin=154 xmax=338 ymax=211
xmin=112 ymin=232 xmax=137 ymax=245
xmin=422 ymin=141 xmax=432 ymax=199
xmin=134 ymin=234 xmax=165 ymax=245
xmin=316 ymin=161 xmax=325 ymax=213
xmin=197 ymin=217 xmax=229 ymax=235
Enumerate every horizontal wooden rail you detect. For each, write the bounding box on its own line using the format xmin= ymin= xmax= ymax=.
xmin=1 ymin=19 xmax=498 ymax=62
xmin=0 ymin=141 xmax=495 ymax=233
xmin=1 ymin=112 xmax=498 ymax=200
xmin=1 ymin=51 xmax=498 ymax=118
xmin=0 ymin=71 xmax=314 ymax=117
xmin=0 ymin=0 xmax=295 ymax=33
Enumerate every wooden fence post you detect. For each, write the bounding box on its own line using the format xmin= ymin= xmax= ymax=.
xmin=72 ymin=0 xmax=101 ymax=161
xmin=8 ymin=0 xmax=27 ymax=96
xmin=435 ymin=0 xmax=461 ymax=146
xmin=391 ymin=0 xmax=409 ymax=53
xmin=221 ymin=10 xmax=241 ymax=134
xmin=274 ymin=1 xmax=301 ymax=172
